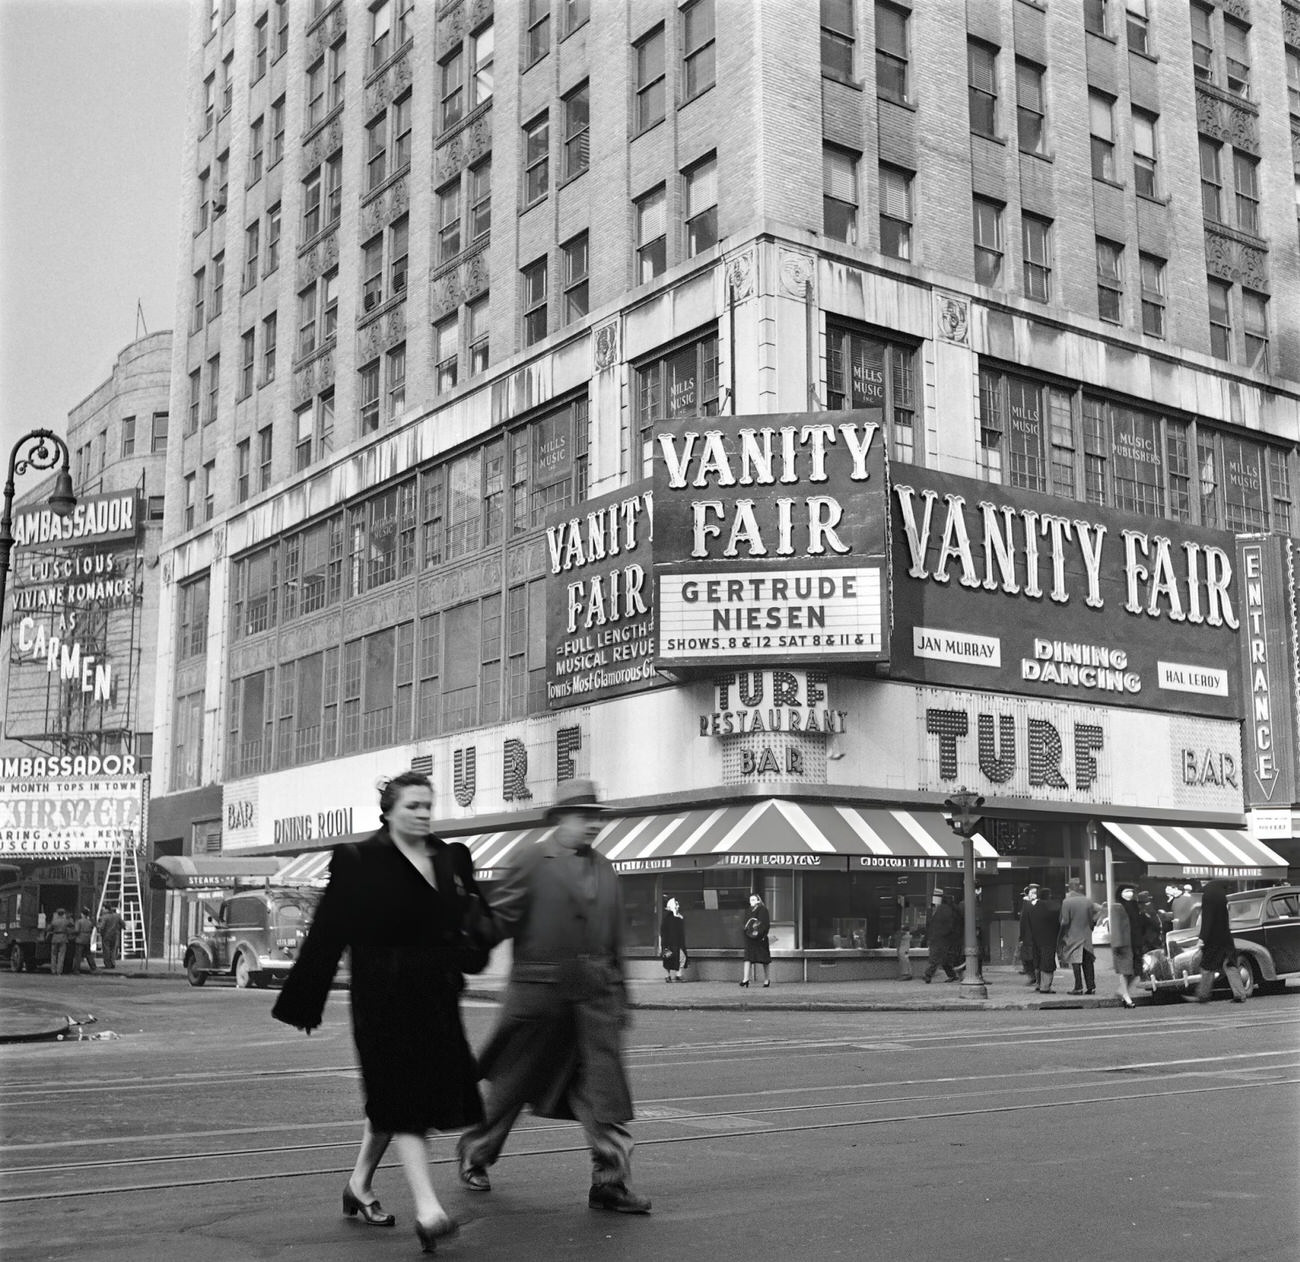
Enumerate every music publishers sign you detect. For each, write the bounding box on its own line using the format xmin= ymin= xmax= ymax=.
xmin=652 ymin=410 xmax=890 ymax=671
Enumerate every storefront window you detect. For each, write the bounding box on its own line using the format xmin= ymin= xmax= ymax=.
xmin=660 ymin=869 xmax=754 ymax=949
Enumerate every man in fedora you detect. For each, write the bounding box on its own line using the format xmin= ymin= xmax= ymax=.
xmin=457 ymin=779 xmax=651 ymax=1214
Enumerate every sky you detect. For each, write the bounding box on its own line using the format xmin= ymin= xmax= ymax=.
xmin=0 ymin=0 xmax=189 ymax=476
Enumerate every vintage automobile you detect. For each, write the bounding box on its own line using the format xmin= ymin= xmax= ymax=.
xmin=1150 ymin=885 xmax=1300 ymax=999
xmin=183 ymin=887 xmax=320 ymax=988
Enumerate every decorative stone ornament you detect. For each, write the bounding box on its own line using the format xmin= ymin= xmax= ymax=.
xmin=935 ymin=294 xmax=970 ymax=345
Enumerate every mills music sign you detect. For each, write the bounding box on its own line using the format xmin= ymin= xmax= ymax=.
xmin=653 ymin=410 xmax=890 ymax=670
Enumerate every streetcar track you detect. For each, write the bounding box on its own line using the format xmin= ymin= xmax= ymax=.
xmin=2 ymin=1075 xmax=1293 ymax=1204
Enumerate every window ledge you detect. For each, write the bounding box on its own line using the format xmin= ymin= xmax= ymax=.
xmin=560 ymin=19 xmax=590 ymax=43
xmin=360 ymin=163 xmax=411 ymax=208
xmin=305 ymin=1 xmax=343 ymax=36
xmin=301 ymin=103 xmax=344 ymax=146
xmin=519 ymin=195 xmax=548 ymax=216
xmin=877 ymin=92 xmax=914 ymax=111
xmin=431 ymin=238 xmax=488 ymax=282
xmin=1085 ymin=28 xmax=1118 ymax=44
xmin=364 ymin=38 xmax=413 ymax=86
xmin=1093 ymin=175 xmax=1125 ymax=189
xmin=822 ymin=70 xmax=862 ymax=92
xmin=679 ymin=81 xmax=716 ymax=109
xmin=291 ymin=337 xmax=337 ymax=373
xmin=1127 ymin=46 xmax=1158 ymax=65
xmin=631 ymin=116 xmax=667 ymax=143
xmin=558 ymin=167 xmax=588 ymax=192
xmin=297 ymin=222 xmax=339 ymax=257
xmin=356 ymin=291 xmax=405 ymax=329
xmin=1204 ymin=221 xmax=1269 ymax=252
xmin=1019 ymin=148 xmax=1053 ymax=162
xmin=436 ymin=99 xmax=492 ymax=148
xmin=1136 ymin=190 xmax=1170 ymax=208
xmin=971 ymin=130 xmax=1006 ymax=145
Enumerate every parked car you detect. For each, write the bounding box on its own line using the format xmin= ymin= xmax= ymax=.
xmin=183 ymin=887 xmax=320 ymax=988
xmin=1153 ymin=885 xmax=1300 ymax=999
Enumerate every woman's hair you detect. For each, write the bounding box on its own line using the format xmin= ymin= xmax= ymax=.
xmin=379 ymin=770 xmax=433 ymax=823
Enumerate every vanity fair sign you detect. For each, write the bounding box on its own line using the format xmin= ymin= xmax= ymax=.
xmin=889 ymin=465 xmax=1241 ymax=719
xmin=653 ymin=411 xmax=890 ymax=669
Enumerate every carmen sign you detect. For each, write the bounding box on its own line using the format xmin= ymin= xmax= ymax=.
xmin=889 ymin=465 xmax=1241 ymax=718
xmin=0 ymin=778 xmax=146 ymax=856
xmin=653 ymin=411 xmax=890 ymax=669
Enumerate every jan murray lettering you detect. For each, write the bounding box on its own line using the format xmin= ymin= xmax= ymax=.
xmin=890 ymin=466 xmax=1241 ymax=718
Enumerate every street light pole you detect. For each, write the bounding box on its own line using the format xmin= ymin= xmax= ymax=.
xmin=944 ymin=786 xmax=988 ymax=1000
xmin=0 ymin=429 xmax=77 ymax=622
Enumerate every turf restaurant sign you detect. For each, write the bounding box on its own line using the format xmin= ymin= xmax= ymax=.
xmin=0 ymin=777 xmax=146 ymax=856
xmin=889 ymin=465 xmax=1241 ymax=718
xmin=544 ymin=480 xmax=660 ymax=708
xmin=653 ymin=411 xmax=889 ymax=669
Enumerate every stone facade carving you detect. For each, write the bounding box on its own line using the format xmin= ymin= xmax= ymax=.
xmin=304 ymin=117 xmax=345 ymax=172
xmin=360 ymin=174 xmax=410 ymax=238
xmin=292 ymin=349 xmax=337 ymax=408
xmin=1219 ymin=0 xmax=1248 ymax=19
xmin=161 ymin=557 xmax=172 ymax=586
xmin=296 ymin=230 xmax=340 ymax=289
xmin=364 ymin=52 xmax=413 ymax=115
xmin=593 ymin=321 xmax=620 ymax=371
xmin=1285 ymin=3 xmax=1300 ymax=48
xmin=725 ymin=249 xmax=757 ymax=301
xmin=306 ymin=3 xmax=347 ymax=63
xmin=1195 ymin=86 xmax=1259 ymax=154
xmin=507 ymin=537 xmax=547 ymax=583
xmin=435 ymin=114 xmax=492 ymax=183
xmin=1204 ymin=227 xmax=1268 ymax=290
xmin=212 ymin=526 xmax=225 ymax=560
xmin=422 ymin=561 xmax=490 ymax=607
xmin=778 ymin=251 xmax=815 ymax=297
xmin=935 ymin=293 xmax=970 ymax=345
xmin=176 ymin=662 xmax=205 ymax=695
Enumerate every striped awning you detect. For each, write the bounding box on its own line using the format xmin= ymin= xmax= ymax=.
xmin=1102 ymin=821 xmax=1287 ymax=879
xmin=273 ymin=850 xmax=335 ymax=887
xmin=464 ymin=801 xmax=1000 ymax=876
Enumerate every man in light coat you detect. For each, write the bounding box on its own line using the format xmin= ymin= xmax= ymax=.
xmin=1058 ymin=877 xmax=1098 ymax=995
xmin=457 ymin=779 xmax=651 ymax=1214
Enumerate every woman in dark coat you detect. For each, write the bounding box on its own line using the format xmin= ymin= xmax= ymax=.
xmin=741 ymin=892 xmax=771 ymax=987
xmin=1110 ymin=884 xmax=1144 ymax=1007
xmin=273 ymin=771 xmax=485 ymax=1253
xmin=660 ymin=897 xmax=687 ymax=982
xmin=1195 ymin=880 xmax=1248 ymax=1003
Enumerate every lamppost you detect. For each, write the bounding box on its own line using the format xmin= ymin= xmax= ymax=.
xmin=944 ymin=786 xmax=987 ymax=1000
xmin=0 ymin=429 xmax=77 ymax=620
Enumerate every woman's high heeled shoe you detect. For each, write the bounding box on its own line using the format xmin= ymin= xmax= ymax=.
xmin=415 ymin=1214 xmax=460 ymax=1254
xmin=342 ymin=1186 xmax=396 ymax=1226
xmin=739 ymin=980 xmax=749 ymax=988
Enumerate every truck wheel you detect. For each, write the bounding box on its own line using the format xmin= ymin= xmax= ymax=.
xmin=1230 ymin=956 xmax=1256 ymax=999
xmin=185 ymin=953 xmax=208 ymax=987
xmin=9 ymin=946 xmax=25 ymax=974
xmin=234 ymin=952 xmax=255 ymax=989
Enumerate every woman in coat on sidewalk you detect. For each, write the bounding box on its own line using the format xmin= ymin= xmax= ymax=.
xmin=660 ymin=898 xmax=687 ymax=982
xmin=273 ymin=771 xmax=485 ymax=1253
xmin=1195 ymin=880 xmax=1248 ymax=1003
xmin=1110 ymin=885 xmax=1143 ymax=1007
xmin=741 ymin=893 xmax=771 ymax=987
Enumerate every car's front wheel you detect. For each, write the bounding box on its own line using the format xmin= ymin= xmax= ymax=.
xmin=1231 ymin=955 xmax=1257 ymax=999
xmin=233 ymin=951 xmax=259 ymax=989
xmin=185 ymin=953 xmax=208 ymax=987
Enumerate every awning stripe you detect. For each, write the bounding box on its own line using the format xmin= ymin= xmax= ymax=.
xmin=777 ymin=800 xmax=837 ymax=853
xmin=669 ymin=807 xmax=733 ymax=857
xmin=603 ymin=814 xmax=660 ymax=860
xmin=275 ymin=851 xmax=333 ymax=885
xmin=894 ymin=809 xmax=948 ymax=858
xmin=1102 ymin=821 xmax=1286 ymax=872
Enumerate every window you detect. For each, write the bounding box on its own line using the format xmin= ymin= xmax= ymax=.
xmin=1224 ymin=17 xmax=1250 ymax=96
xmin=1016 ymin=60 xmax=1046 ymax=155
xmin=561 ymin=0 xmax=589 ymax=38
xmin=239 ymin=328 xmax=256 ymax=398
xmin=1199 ymin=138 xmax=1222 ymax=222
xmin=635 ymin=26 xmax=666 ymax=132
xmin=348 ymin=483 xmax=418 ymax=599
xmin=220 ymin=51 xmax=233 ymax=115
xmin=214 ymin=151 xmax=229 ymax=214
xmin=1084 ymin=0 xmax=1108 ymax=36
xmin=523 ymin=114 xmax=549 ymax=206
xmin=968 ymin=41 xmax=997 ymax=137
xmin=191 ymin=266 xmax=205 ymax=331
xmin=682 ymin=0 xmax=715 ymax=99
xmin=121 ymin=416 xmax=136 ymax=458
xmin=233 ymin=547 xmax=279 ymax=643
xmin=827 ymin=324 xmax=917 ymax=463
xmin=522 ymin=257 xmax=548 ymax=345
xmin=295 ymin=391 xmax=334 ymax=467
xmin=526 ymin=0 xmax=550 ymax=65
xmin=359 ymin=361 xmax=381 ymax=433
xmin=1287 ymin=46 xmax=1300 ymax=117
xmin=302 ymin=151 xmax=342 ymax=237
xmin=823 ymin=146 xmax=858 ymax=244
xmin=249 ymin=116 xmax=264 ymax=184
xmin=471 ymin=23 xmax=494 ymax=106
xmin=389 ymin=216 xmax=408 ymax=296
xmin=633 ymin=333 xmax=720 ymax=475
xmin=866 ymin=160 xmax=912 ymax=264
xmin=265 ymin=202 xmax=281 ymax=273
xmin=184 ymin=473 xmax=196 ymax=530
xmin=1191 ymin=3 xmax=1213 ymax=82
xmin=1125 ymin=0 xmax=1149 ymax=54
xmin=366 ymin=114 xmax=388 ymax=190
xmin=306 ymin=58 xmax=326 ymax=127
xmin=562 ymin=81 xmax=590 ymax=180
xmin=437 ymin=183 xmax=461 ymax=262
xmin=1139 ymin=254 xmax=1165 ymax=338
xmin=197 ymin=167 xmax=211 ymax=230
xmin=440 ymin=46 xmax=464 ymax=128
xmin=237 ymin=439 xmax=250 ymax=502
xmin=821 ymin=0 xmax=853 ymax=80
xmin=274 ymin=0 xmax=289 ymax=59
xmin=876 ymin=1 xmax=909 ymax=102
xmin=253 ymin=13 xmax=269 ymax=79
xmin=370 ymin=0 xmax=393 ymax=70
xmin=468 ymin=295 xmax=490 ymax=374
xmin=1132 ymin=109 xmax=1158 ymax=197
xmin=1243 ymin=290 xmax=1268 ymax=372
xmin=1207 ymin=277 xmax=1232 ymax=359
xmin=203 ymin=73 xmax=215 ymax=132
xmin=329 ymin=37 xmax=346 ymax=111
xmin=1096 ymin=238 xmax=1123 ymax=324
xmin=1022 ymin=214 xmax=1051 ymax=302
xmin=635 ymin=185 xmax=667 ymax=281
xmin=562 ymin=233 xmax=588 ymax=321
xmin=178 ymin=575 xmax=210 ymax=662
xmin=187 ymin=371 xmax=201 ymax=433
xmin=468 ymin=159 xmax=491 ymax=240
xmin=151 ymin=411 xmax=169 ymax=454
xmin=1233 ymin=151 xmax=1259 ymax=235
xmin=685 ymin=153 xmax=718 ymax=255
xmin=387 ymin=343 xmax=406 ymax=418
xmin=391 ymin=93 xmax=411 ymax=171
xmin=262 ymin=312 xmax=277 ymax=382
xmin=297 ymin=269 xmax=338 ymax=357
xmin=205 ymin=354 xmax=221 ymax=424
xmin=258 ymin=425 xmax=273 ymax=490
xmin=202 ymin=460 xmax=216 ymax=522
xmin=1089 ymin=92 xmax=1115 ymax=180
xmin=270 ymin=96 xmax=286 ymax=166
xmin=243 ymin=220 xmax=260 ymax=290
xmin=363 ymin=217 xmax=408 ymax=309
xmin=284 ymin=515 xmax=344 ymax=620
xmin=435 ymin=316 xmax=458 ymax=392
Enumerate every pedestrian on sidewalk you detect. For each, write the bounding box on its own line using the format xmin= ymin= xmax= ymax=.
xmin=98 ymin=904 xmax=124 ymax=970
xmin=1028 ymin=886 xmax=1061 ymax=993
xmin=660 ymin=898 xmax=687 ymax=982
xmin=1059 ymin=878 xmax=1098 ymax=995
xmin=273 ymin=771 xmax=485 ymax=1254
xmin=71 ymin=908 xmax=97 ymax=974
xmin=922 ymin=891 xmax=959 ymax=983
xmin=1110 ymin=885 xmax=1142 ymax=1008
xmin=47 ymin=908 xmax=71 ymax=977
xmin=1195 ymin=880 xmax=1248 ymax=1004
xmin=457 ymin=778 xmax=651 ymax=1216
xmin=896 ymin=923 xmax=913 ymax=980
xmin=1171 ymin=883 xmax=1200 ymax=929
xmin=741 ymin=893 xmax=771 ymax=988
xmin=1018 ymin=885 xmax=1040 ymax=986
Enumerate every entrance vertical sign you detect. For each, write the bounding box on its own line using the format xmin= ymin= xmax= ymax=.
xmin=1236 ymin=536 xmax=1298 ymax=805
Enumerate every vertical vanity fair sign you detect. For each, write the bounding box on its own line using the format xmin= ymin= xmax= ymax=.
xmin=653 ymin=411 xmax=890 ymax=670
xmin=888 ymin=464 xmax=1242 ymax=719
xmin=544 ymin=481 xmax=659 ymax=707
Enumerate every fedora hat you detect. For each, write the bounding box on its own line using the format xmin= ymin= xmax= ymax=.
xmin=545 ymin=778 xmax=608 ymax=821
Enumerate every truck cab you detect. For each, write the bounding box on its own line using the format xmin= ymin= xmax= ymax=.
xmin=183 ymin=887 xmax=319 ymax=988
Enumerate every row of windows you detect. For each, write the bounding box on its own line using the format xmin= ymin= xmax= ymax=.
xmin=73 ymin=413 xmax=169 ymax=487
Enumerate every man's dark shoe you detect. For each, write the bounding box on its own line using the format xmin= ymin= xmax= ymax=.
xmin=588 ymin=1182 xmax=651 ymax=1214
xmin=457 ymin=1144 xmax=491 ymax=1192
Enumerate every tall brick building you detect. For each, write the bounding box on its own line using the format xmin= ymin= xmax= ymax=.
xmin=151 ymin=0 xmax=1298 ymax=974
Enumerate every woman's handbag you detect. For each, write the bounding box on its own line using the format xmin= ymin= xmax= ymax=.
xmin=744 ymin=917 xmax=761 ymax=939
xmin=661 ymin=947 xmax=675 ymax=963
xmin=448 ymin=845 xmax=494 ymax=975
